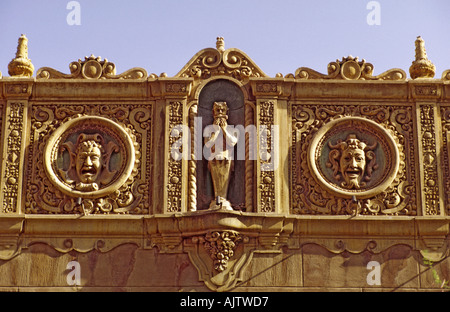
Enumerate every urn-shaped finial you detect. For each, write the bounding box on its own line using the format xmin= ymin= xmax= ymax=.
xmin=409 ymin=36 xmax=435 ymax=79
xmin=8 ymin=34 xmax=34 ymax=77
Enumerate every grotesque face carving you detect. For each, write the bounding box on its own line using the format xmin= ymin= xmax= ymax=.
xmin=212 ymin=102 xmax=229 ymax=128
xmin=327 ymin=134 xmax=378 ymax=189
xmin=75 ymin=140 xmax=103 ymax=184
xmin=45 ymin=115 xmax=139 ymax=200
xmin=213 ymin=101 xmax=228 ymax=119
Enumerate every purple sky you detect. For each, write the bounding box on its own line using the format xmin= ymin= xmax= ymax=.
xmin=1 ymin=0 xmax=450 ymax=78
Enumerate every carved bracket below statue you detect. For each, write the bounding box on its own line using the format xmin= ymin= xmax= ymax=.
xmin=0 ymin=212 xmax=448 ymax=291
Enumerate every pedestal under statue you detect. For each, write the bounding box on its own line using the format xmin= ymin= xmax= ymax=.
xmin=204 ymin=102 xmax=238 ymax=210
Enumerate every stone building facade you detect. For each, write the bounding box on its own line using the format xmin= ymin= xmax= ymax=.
xmin=0 ymin=35 xmax=449 ymax=291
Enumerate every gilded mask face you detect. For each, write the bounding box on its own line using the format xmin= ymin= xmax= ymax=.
xmin=327 ymin=134 xmax=377 ymax=190
xmin=75 ymin=141 xmax=102 ymax=184
xmin=339 ymin=147 xmax=366 ymax=189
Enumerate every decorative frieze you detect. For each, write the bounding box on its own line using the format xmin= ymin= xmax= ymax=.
xmin=37 ymin=55 xmax=147 ymax=79
xmin=295 ymin=55 xmax=406 ymax=81
xmin=25 ymin=103 xmax=152 ymax=214
xmin=2 ymin=102 xmax=25 ymax=213
xmin=291 ymin=103 xmax=415 ymax=216
xmin=0 ymin=35 xmax=449 ymax=293
xmin=440 ymin=106 xmax=450 ymax=215
xmin=419 ymin=105 xmax=440 ymax=215
xmin=166 ymin=101 xmax=184 ymax=213
xmin=258 ymin=101 xmax=275 ymax=213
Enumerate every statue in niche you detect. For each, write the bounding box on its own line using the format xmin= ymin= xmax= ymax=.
xmin=204 ymin=102 xmax=238 ymax=210
xmin=327 ymin=134 xmax=378 ymax=189
xmin=59 ymin=133 xmax=119 ymax=192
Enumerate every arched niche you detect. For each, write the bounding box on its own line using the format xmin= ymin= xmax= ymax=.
xmin=196 ymin=79 xmax=246 ymax=210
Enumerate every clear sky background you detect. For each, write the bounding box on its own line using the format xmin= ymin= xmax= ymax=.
xmin=1 ymin=0 xmax=450 ymax=78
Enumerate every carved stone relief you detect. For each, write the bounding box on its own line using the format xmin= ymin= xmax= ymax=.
xmin=37 ymin=55 xmax=147 ymax=80
xmin=166 ymin=101 xmax=183 ymax=213
xmin=176 ymin=37 xmax=267 ymax=81
xmin=440 ymin=106 xmax=450 ymax=215
xmin=258 ymin=101 xmax=275 ymax=213
xmin=294 ymin=56 xmax=406 ymax=81
xmin=308 ymin=117 xmax=399 ymax=199
xmin=185 ymin=229 xmax=253 ymax=292
xmin=291 ymin=104 xmax=415 ymax=216
xmin=420 ymin=105 xmax=440 ymax=215
xmin=25 ymin=104 xmax=151 ymax=214
xmin=2 ymin=102 xmax=25 ymax=213
xmin=205 ymin=101 xmax=238 ymax=210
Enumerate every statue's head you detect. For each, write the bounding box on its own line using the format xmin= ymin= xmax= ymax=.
xmin=74 ymin=134 xmax=104 ymax=184
xmin=212 ymin=102 xmax=229 ymax=119
xmin=327 ymin=134 xmax=378 ymax=189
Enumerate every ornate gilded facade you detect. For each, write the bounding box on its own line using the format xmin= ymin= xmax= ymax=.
xmin=0 ymin=35 xmax=449 ymax=291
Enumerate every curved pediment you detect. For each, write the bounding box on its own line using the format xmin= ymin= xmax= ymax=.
xmin=294 ymin=55 xmax=406 ymax=81
xmin=175 ymin=37 xmax=268 ymax=81
xmin=36 ymin=55 xmax=147 ymax=80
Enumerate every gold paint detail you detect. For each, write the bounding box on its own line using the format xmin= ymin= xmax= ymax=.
xmin=206 ymin=102 xmax=238 ymax=211
xmin=410 ymin=36 xmax=436 ymax=79
xmin=25 ymin=105 xmax=151 ymax=215
xmin=292 ymin=104 xmax=414 ymax=216
xmin=176 ymin=37 xmax=267 ymax=81
xmin=167 ymin=101 xmax=183 ymax=212
xmin=420 ymin=105 xmax=439 ymax=215
xmin=295 ymin=55 xmax=406 ymax=81
xmin=8 ymin=34 xmax=34 ymax=78
xmin=37 ymin=54 xmax=147 ymax=79
xmin=2 ymin=102 xmax=23 ymax=213
xmin=204 ymin=231 xmax=242 ymax=272
xmin=259 ymin=101 xmax=275 ymax=212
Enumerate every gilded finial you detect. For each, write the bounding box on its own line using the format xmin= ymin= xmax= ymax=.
xmin=216 ymin=37 xmax=225 ymax=52
xmin=8 ymin=34 xmax=34 ymax=77
xmin=409 ymin=36 xmax=435 ymax=79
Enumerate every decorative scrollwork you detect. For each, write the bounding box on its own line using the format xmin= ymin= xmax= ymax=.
xmin=176 ymin=37 xmax=267 ymax=81
xmin=167 ymin=101 xmax=183 ymax=213
xmin=291 ymin=104 xmax=415 ymax=216
xmin=37 ymin=55 xmax=147 ymax=79
xmin=295 ymin=56 xmax=406 ymax=81
xmin=25 ymin=104 xmax=151 ymax=215
xmin=420 ymin=105 xmax=439 ymax=215
xmin=259 ymin=101 xmax=275 ymax=212
xmin=2 ymin=102 xmax=24 ymax=213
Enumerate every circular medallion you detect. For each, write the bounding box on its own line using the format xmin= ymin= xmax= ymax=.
xmin=307 ymin=117 xmax=399 ymax=199
xmin=81 ymin=60 xmax=103 ymax=79
xmin=44 ymin=116 xmax=136 ymax=199
xmin=340 ymin=60 xmax=361 ymax=80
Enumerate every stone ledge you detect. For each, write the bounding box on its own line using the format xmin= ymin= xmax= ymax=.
xmin=0 ymin=213 xmax=443 ymax=257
